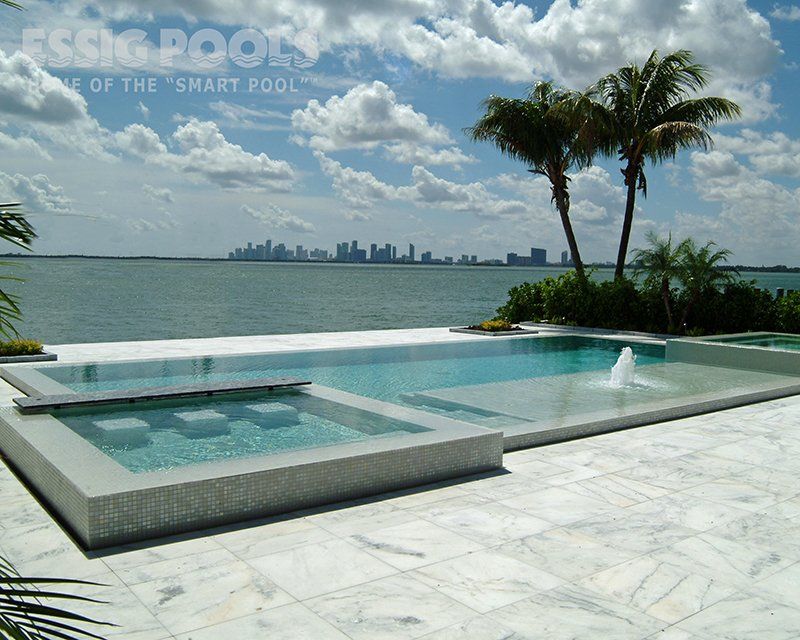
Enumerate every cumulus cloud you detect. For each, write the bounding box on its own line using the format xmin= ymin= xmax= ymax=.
xmin=292 ymin=81 xmax=472 ymax=167
xmin=0 ymin=50 xmax=89 ymax=123
xmin=292 ymin=81 xmax=451 ymax=152
xmin=683 ymin=150 xmax=800 ymax=261
xmin=0 ymin=171 xmax=72 ymax=214
xmin=209 ymin=101 xmax=291 ymax=131
xmin=0 ymin=130 xmax=52 ymax=160
xmin=73 ymin=0 xmax=781 ymax=120
xmin=716 ymin=129 xmax=800 ymax=178
xmin=128 ymin=210 xmax=179 ymax=233
xmin=770 ymin=4 xmax=800 ymax=20
xmin=116 ymin=119 xmax=296 ymax=191
xmin=137 ymin=101 xmax=150 ymax=120
xmin=241 ymin=203 xmax=315 ymax=233
xmin=141 ymin=184 xmax=174 ymax=203
xmin=314 ymin=151 xmax=525 ymax=217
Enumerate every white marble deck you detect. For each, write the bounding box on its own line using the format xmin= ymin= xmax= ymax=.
xmin=1 ymin=328 xmax=798 ymax=639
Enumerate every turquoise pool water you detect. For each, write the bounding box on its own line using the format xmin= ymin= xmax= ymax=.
xmin=38 ymin=336 xmax=665 ymax=404
xmin=711 ymin=334 xmax=800 ymax=351
xmin=56 ymin=389 xmax=428 ymax=473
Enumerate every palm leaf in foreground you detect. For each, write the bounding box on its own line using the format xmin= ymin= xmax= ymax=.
xmin=0 ymin=204 xmax=36 ymax=338
xmin=0 ymin=555 xmax=114 ymax=640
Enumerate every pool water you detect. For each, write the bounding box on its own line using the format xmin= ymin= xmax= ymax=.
xmin=38 ymin=336 xmax=666 ymax=405
xmin=712 ymin=334 xmax=800 ymax=351
xmin=55 ymin=389 xmax=428 ymax=473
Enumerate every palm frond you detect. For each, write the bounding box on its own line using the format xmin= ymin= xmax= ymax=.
xmin=0 ymin=555 xmax=114 ymax=640
xmin=0 ymin=0 xmax=23 ymax=9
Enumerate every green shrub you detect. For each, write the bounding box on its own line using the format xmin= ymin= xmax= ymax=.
xmin=495 ymin=282 xmax=545 ymax=323
xmin=496 ymin=270 xmax=792 ymax=336
xmin=477 ymin=319 xmax=515 ymax=332
xmin=778 ymin=292 xmax=800 ymax=333
xmin=0 ymin=338 xmax=43 ymax=357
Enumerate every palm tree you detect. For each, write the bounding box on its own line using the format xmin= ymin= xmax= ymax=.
xmin=631 ymin=231 xmax=687 ymax=331
xmin=0 ymin=203 xmax=36 ymax=337
xmin=466 ymin=81 xmax=594 ymax=279
xmin=575 ymin=50 xmax=740 ymax=280
xmin=0 ymin=0 xmax=22 ymax=8
xmin=678 ymin=238 xmax=736 ymax=330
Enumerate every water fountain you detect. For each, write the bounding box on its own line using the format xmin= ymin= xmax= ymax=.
xmin=610 ymin=347 xmax=636 ymax=387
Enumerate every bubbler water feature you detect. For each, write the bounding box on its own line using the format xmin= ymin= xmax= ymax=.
xmin=610 ymin=347 xmax=636 ymax=387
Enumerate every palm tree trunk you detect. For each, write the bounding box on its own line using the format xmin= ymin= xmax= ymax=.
xmin=552 ymin=185 xmax=585 ymax=279
xmin=615 ymin=159 xmax=638 ymax=280
xmin=680 ymin=291 xmax=700 ymax=332
xmin=661 ymin=277 xmax=673 ymax=330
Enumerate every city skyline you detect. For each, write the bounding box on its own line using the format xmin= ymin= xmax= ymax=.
xmin=227 ymin=237 xmax=570 ymax=266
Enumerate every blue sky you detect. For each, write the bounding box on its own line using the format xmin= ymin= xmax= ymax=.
xmin=0 ymin=0 xmax=798 ymax=264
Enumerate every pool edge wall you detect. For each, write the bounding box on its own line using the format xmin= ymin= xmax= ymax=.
xmin=667 ymin=335 xmax=800 ymax=375
xmin=0 ymin=390 xmax=503 ymax=550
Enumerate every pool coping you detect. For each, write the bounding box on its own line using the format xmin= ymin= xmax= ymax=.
xmin=667 ymin=332 xmax=800 ymax=376
xmin=0 ymin=383 xmax=503 ymax=549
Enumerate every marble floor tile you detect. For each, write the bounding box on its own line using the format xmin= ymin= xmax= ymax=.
xmin=129 ymin=558 xmax=293 ymax=635
xmin=501 ymin=458 xmax=571 ymax=480
xmin=383 ymin=484 xmax=476 ymax=509
xmin=564 ymin=473 xmax=670 ymax=508
xmin=678 ymin=591 xmax=800 ymax=640
xmin=499 ymin=486 xmax=616 ymax=525
xmin=495 ymin=527 xmax=639 ymax=582
xmin=67 ymin=576 xmax=171 ymax=640
xmin=487 ymin=584 xmax=664 ymax=640
xmin=649 ymin=533 xmax=795 ymax=590
xmin=348 ymin=519 xmax=483 ymax=571
xmin=406 ymin=493 xmax=493 ymax=519
xmin=0 ymin=522 xmax=111 ymax=580
xmin=627 ymin=493 xmax=752 ymax=532
xmin=410 ymin=549 xmax=563 ymax=613
xmin=681 ymin=477 xmax=783 ymax=512
xmin=100 ymin=536 xmax=222 ymax=574
xmin=0 ymin=493 xmax=56 ymax=529
xmin=213 ymin=516 xmax=334 ymax=559
xmin=579 ymin=554 xmax=736 ymax=623
xmin=645 ymin=629 xmax=699 ymax=640
xmin=615 ymin=457 xmax=721 ymax=492
xmin=306 ymin=500 xmax=418 ymax=536
xmin=542 ymin=465 xmax=604 ymax=486
xmin=568 ymin=510 xmax=697 ymax=555
xmin=418 ymin=615 xmax=523 ymax=639
xmin=424 ymin=502 xmax=554 ymax=546
xmin=749 ymin=562 xmax=800 ymax=607
xmin=173 ymin=602 xmax=350 ymax=640
xmin=111 ymin=547 xmax=239 ymax=586
xmin=247 ymin=538 xmax=397 ymax=600
xmin=306 ymin=574 xmax=475 ymax=640
xmin=543 ymin=447 xmax=643 ymax=474
xmin=709 ymin=511 xmax=800 ymax=559
xmin=459 ymin=473 xmax=547 ymax=501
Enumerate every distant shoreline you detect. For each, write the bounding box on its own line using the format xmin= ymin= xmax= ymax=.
xmin=1 ymin=253 xmax=798 ymax=273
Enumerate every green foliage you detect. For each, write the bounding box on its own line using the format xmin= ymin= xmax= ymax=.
xmin=778 ymin=292 xmax=800 ymax=334
xmin=0 ymin=339 xmax=43 ymax=357
xmin=496 ymin=269 xmax=794 ymax=337
xmin=475 ymin=319 xmax=515 ymax=332
xmin=0 ymin=554 xmax=113 ymax=640
xmin=0 ymin=204 xmax=37 ymax=338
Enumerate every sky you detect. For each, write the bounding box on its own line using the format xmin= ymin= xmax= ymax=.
xmin=0 ymin=0 xmax=798 ymax=265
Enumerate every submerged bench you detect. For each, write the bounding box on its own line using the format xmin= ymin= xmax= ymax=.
xmin=13 ymin=377 xmax=311 ymax=413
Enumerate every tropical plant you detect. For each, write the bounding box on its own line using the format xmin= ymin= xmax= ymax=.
xmin=570 ymin=50 xmax=740 ymax=279
xmin=0 ymin=0 xmax=22 ymax=8
xmin=677 ymin=239 xmax=736 ymax=330
xmin=0 ymin=203 xmax=37 ymax=338
xmin=466 ymin=81 xmax=595 ymax=278
xmin=631 ymin=231 xmax=688 ymax=330
xmin=0 ymin=555 xmax=113 ymax=639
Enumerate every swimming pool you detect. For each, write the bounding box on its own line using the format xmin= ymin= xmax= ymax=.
xmin=54 ymin=388 xmax=429 ymax=473
xmin=708 ymin=333 xmax=800 ymax=351
xmin=34 ymin=335 xmax=666 ymax=397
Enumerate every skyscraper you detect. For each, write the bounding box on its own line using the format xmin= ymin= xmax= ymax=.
xmin=370 ymin=243 xmax=377 ymax=261
xmin=265 ymin=239 xmax=272 ymax=260
xmin=409 ymin=244 xmax=415 ymax=262
xmin=560 ymin=250 xmax=569 ymax=265
xmin=531 ymin=247 xmax=547 ymax=265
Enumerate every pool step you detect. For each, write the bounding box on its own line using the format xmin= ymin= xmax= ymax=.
xmin=13 ymin=377 xmax=312 ymax=413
